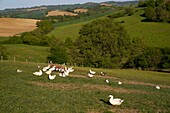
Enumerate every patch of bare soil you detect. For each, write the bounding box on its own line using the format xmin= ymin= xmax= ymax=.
xmin=125 ymin=81 xmax=170 ymax=88
xmin=70 ymin=74 xmax=170 ymax=89
xmin=28 ymin=81 xmax=148 ymax=94
xmin=0 ymin=18 xmax=39 ymax=36
xmin=87 ymin=108 xmax=139 ymax=113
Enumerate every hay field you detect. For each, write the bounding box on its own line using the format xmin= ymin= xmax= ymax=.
xmin=0 ymin=18 xmax=39 ymax=37
xmin=46 ymin=10 xmax=78 ymax=17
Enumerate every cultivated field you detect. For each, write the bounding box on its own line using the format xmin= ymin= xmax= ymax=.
xmin=0 ymin=18 xmax=39 ymax=37
xmin=74 ymin=8 xmax=88 ymax=13
xmin=46 ymin=10 xmax=78 ymax=17
xmin=0 ymin=61 xmax=170 ymax=113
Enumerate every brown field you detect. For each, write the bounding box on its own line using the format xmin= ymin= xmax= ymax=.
xmin=0 ymin=18 xmax=39 ymax=37
xmin=46 ymin=10 xmax=78 ymax=17
xmin=74 ymin=8 xmax=88 ymax=13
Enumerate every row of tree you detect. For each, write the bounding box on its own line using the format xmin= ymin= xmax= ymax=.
xmin=47 ymin=18 xmax=170 ymax=69
xmin=1 ymin=17 xmax=170 ymax=69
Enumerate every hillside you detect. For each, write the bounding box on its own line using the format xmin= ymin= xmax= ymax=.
xmin=0 ymin=18 xmax=39 ymax=37
xmin=48 ymin=9 xmax=170 ymax=48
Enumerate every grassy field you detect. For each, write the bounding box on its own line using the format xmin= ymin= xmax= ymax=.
xmin=47 ymin=22 xmax=86 ymax=41
xmin=48 ymin=9 xmax=170 ymax=48
xmin=114 ymin=9 xmax=170 ymax=48
xmin=3 ymin=44 xmax=49 ymax=63
xmin=0 ymin=61 xmax=170 ymax=113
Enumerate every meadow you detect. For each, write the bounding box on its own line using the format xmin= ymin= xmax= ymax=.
xmin=48 ymin=9 xmax=170 ymax=48
xmin=3 ymin=44 xmax=49 ymax=63
xmin=0 ymin=61 xmax=170 ymax=113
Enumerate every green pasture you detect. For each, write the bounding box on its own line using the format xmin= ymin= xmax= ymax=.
xmin=0 ymin=36 xmax=9 ymax=43
xmin=3 ymin=44 xmax=49 ymax=63
xmin=47 ymin=22 xmax=86 ymax=42
xmin=114 ymin=9 xmax=170 ymax=48
xmin=48 ymin=9 xmax=170 ymax=48
xmin=0 ymin=61 xmax=170 ymax=113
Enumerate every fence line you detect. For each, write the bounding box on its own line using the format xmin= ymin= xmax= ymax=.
xmin=0 ymin=56 xmax=78 ymax=66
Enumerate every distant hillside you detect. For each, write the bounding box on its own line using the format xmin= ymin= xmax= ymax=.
xmin=0 ymin=1 xmax=138 ymax=19
xmin=0 ymin=18 xmax=39 ymax=37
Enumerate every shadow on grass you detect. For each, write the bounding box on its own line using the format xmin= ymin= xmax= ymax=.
xmin=100 ymin=99 xmax=111 ymax=105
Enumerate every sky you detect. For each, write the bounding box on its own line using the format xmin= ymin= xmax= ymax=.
xmin=0 ymin=0 xmax=132 ymax=10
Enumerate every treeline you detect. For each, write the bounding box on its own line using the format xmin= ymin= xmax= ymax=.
xmin=47 ymin=19 xmax=170 ymax=69
xmin=138 ymin=0 xmax=170 ymax=22
xmin=1 ymin=18 xmax=170 ymax=69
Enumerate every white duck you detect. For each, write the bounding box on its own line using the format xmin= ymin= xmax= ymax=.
xmin=118 ymin=81 xmax=122 ymax=85
xmin=90 ymin=69 xmax=96 ymax=75
xmin=48 ymin=74 xmax=56 ymax=80
xmin=88 ymin=73 xmax=94 ymax=78
xmin=17 ymin=69 xmax=22 ymax=73
xmin=101 ymin=71 xmax=106 ymax=76
xmin=42 ymin=64 xmax=51 ymax=72
xmin=106 ymin=79 xmax=109 ymax=83
xmin=33 ymin=70 xmax=42 ymax=76
xmin=156 ymin=85 xmax=160 ymax=89
xmin=109 ymin=95 xmax=124 ymax=106
xmin=68 ymin=67 xmax=74 ymax=72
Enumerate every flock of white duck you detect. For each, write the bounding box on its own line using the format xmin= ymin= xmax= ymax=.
xmin=16 ymin=65 xmax=161 ymax=106
xmin=32 ymin=64 xmax=74 ymax=80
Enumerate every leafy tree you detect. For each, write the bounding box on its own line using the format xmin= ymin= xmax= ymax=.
xmin=74 ymin=18 xmax=135 ymax=68
xmin=47 ymin=46 xmax=68 ymax=64
xmin=0 ymin=44 xmax=8 ymax=60
xmin=36 ymin=20 xmax=54 ymax=34
xmin=145 ymin=7 xmax=156 ymax=21
xmin=146 ymin=0 xmax=155 ymax=8
xmin=155 ymin=6 xmax=169 ymax=22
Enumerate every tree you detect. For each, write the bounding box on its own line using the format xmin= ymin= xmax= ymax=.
xmin=36 ymin=20 xmax=54 ymax=34
xmin=0 ymin=44 xmax=8 ymax=60
xmin=74 ymin=18 xmax=134 ymax=68
xmin=145 ymin=7 xmax=156 ymax=21
xmin=47 ymin=46 xmax=68 ymax=64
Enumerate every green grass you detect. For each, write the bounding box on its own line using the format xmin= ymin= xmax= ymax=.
xmin=114 ymin=9 xmax=170 ymax=48
xmin=3 ymin=44 xmax=49 ymax=63
xmin=48 ymin=8 xmax=170 ymax=48
xmin=0 ymin=61 xmax=170 ymax=113
xmin=48 ymin=22 xmax=88 ymax=41
xmin=0 ymin=36 xmax=9 ymax=43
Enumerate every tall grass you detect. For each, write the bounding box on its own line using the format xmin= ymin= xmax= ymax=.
xmin=0 ymin=61 xmax=170 ymax=113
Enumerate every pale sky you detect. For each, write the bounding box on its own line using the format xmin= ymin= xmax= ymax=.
xmin=0 ymin=0 xmax=133 ymax=10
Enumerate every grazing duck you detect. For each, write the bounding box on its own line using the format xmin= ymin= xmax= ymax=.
xmin=17 ymin=69 xmax=22 ymax=73
xmin=105 ymin=79 xmax=109 ymax=83
xmin=101 ymin=71 xmax=106 ymax=76
xmin=118 ymin=81 xmax=122 ymax=85
xmin=48 ymin=74 xmax=56 ymax=80
xmin=109 ymin=95 xmax=124 ymax=106
xmin=90 ymin=70 xmax=96 ymax=75
xmin=33 ymin=70 xmax=42 ymax=76
xmin=42 ymin=64 xmax=51 ymax=72
xmin=156 ymin=85 xmax=160 ymax=89
xmin=88 ymin=73 xmax=94 ymax=78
